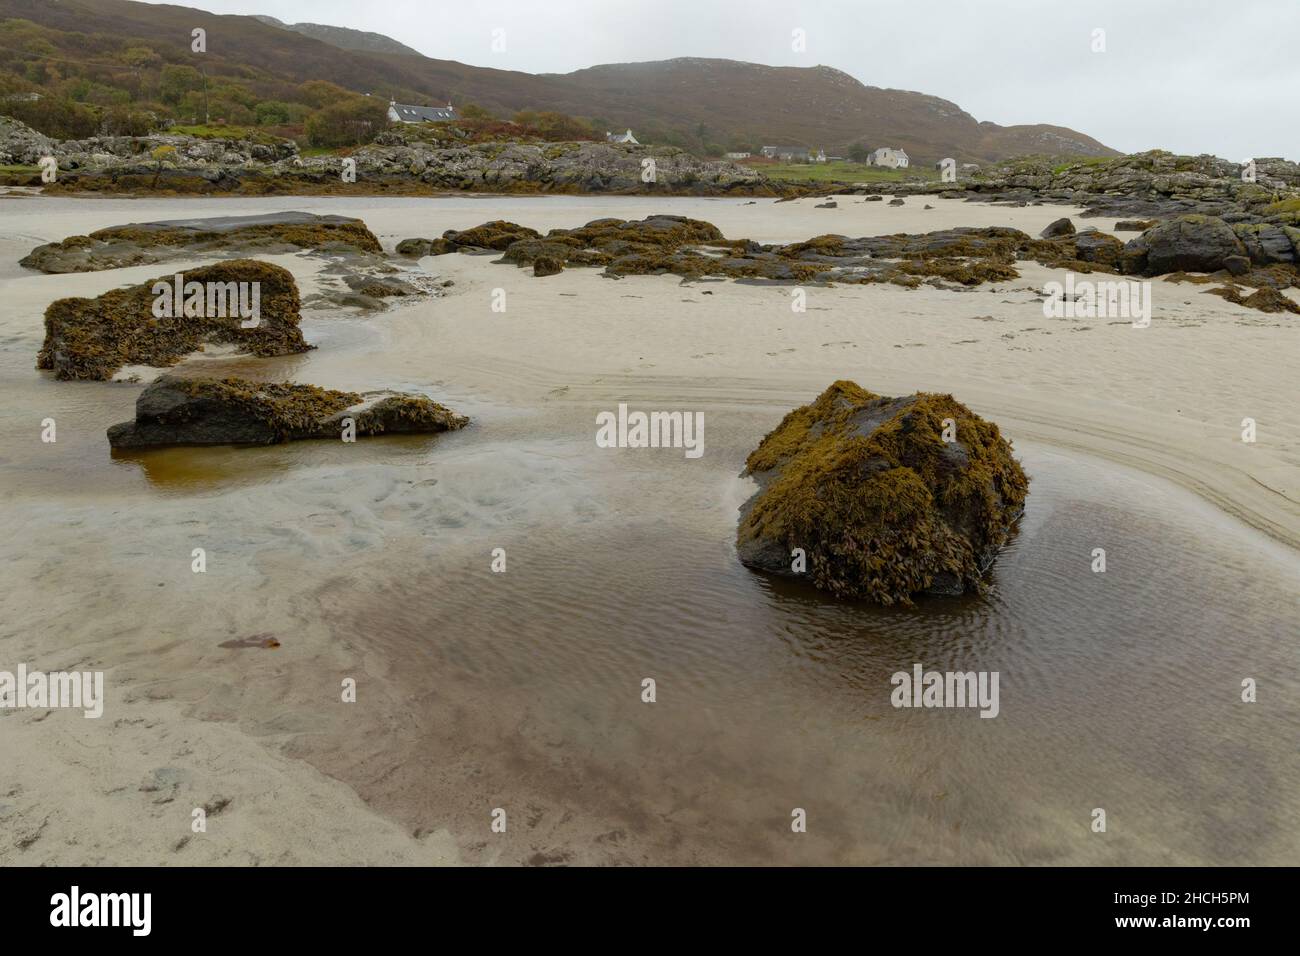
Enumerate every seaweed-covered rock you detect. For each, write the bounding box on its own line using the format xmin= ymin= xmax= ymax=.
xmin=440 ymin=220 xmax=541 ymax=250
xmin=533 ymin=255 xmax=564 ymax=277
xmin=38 ymin=259 xmax=309 ymax=381
xmin=1122 ymin=215 xmax=1246 ymax=276
xmin=1072 ymin=230 xmax=1125 ymax=266
xmin=736 ymin=381 xmax=1028 ymax=605
xmin=106 ymin=375 xmax=468 ymax=449
xmin=20 ymin=212 xmax=383 ymax=274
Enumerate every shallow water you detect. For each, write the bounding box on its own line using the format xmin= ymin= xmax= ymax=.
xmin=1 ymin=195 xmax=1296 ymax=865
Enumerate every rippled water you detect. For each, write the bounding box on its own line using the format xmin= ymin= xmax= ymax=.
xmin=315 ymin=404 xmax=1300 ymax=865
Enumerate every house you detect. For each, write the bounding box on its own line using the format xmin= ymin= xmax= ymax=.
xmin=724 ymin=151 xmax=751 ymax=160
xmin=606 ymin=129 xmax=638 ymax=144
xmin=387 ymin=101 xmax=457 ymax=123
xmin=761 ymin=145 xmax=812 ymax=162
xmin=814 ymin=148 xmax=827 ymax=163
xmin=867 ymin=147 xmax=909 ymax=168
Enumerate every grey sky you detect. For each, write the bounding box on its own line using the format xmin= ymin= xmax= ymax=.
xmin=145 ymin=0 xmax=1299 ymax=160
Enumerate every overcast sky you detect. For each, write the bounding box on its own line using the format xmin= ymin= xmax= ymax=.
xmin=144 ymin=0 xmax=1298 ymax=160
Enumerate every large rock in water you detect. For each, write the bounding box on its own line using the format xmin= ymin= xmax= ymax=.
xmin=107 ymin=376 xmax=468 ymax=449
xmin=1122 ymin=214 xmax=1246 ymax=275
xmin=38 ymin=259 xmax=309 ymax=381
xmin=736 ymin=381 xmax=1028 ymax=605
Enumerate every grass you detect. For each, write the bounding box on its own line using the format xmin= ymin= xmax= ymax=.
xmin=168 ymin=125 xmax=287 ymax=146
xmin=744 ymin=160 xmax=940 ymax=184
xmin=1050 ymin=156 xmax=1113 ymax=174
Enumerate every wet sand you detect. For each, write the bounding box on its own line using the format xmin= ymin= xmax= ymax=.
xmin=1 ymin=194 xmax=1297 ymax=865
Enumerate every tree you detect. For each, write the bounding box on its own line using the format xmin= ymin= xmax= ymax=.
xmin=305 ymin=96 xmax=389 ymax=147
xmin=254 ymin=100 xmax=294 ymax=126
xmin=122 ymin=46 xmax=161 ymax=72
xmin=297 ymin=80 xmax=352 ymax=109
xmin=459 ymin=103 xmax=494 ymax=121
xmin=159 ymin=64 xmax=202 ymax=105
xmin=848 ymin=141 xmax=870 ymax=163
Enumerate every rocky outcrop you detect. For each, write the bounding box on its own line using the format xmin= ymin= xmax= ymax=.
xmin=107 ymin=375 xmax=468 ymax=449
xmin=0 ymin=115 xmax=56 ymax=166
xmin=20 ymin=212 xmax=381 ymax=273
xmin=38 ymin=260 xmax=309 ymax=380
xmin=1121 ymin=215 xmax=1247 ymax=276
xmin=0 ymin=116 xmax=777 ymax=197
xmin=406 ymin=215 xmax=1142 ymax=287
xmin=736 ymin=381 xmax=1028 ymax=605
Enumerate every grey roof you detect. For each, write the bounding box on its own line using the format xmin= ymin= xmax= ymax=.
xmin=389 ymin=102 xmax=457 ymax=122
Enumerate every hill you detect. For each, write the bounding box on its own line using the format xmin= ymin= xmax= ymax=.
xmin=0 ymin=0 xmax=1117 ymax=164
xmin=251 ymin=16 xmax=424 ymax=57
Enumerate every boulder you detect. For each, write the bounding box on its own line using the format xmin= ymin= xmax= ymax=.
xmin=1073 ymin=230 xmax=1124 ymax=266
xmin=533 ymin=255 xmax=564 ymax=277
xmin=1122 ymin=214 xmax=1247 ymax=275
xmin=736 ymin=381 xmax=1028 ymax=605
xmin=38 ymin=259 xmax=309 ymax=381
xmin=1040 ymin=217 xmax=1076 ymax=238
xmin=107 ymin=375 xmax=468 ymax=449
xmin=1224 ymin=255 xmax=1250 ymax=276
xmin=1232 ymin=222 xmax=1297 ymax=265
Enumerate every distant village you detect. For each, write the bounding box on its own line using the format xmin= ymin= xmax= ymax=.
xmin=385 ymin=100 xmax=971 ymax=170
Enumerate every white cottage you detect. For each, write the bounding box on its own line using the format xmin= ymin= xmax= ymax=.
xmin=867 ymin=147 xmax=909 ymax=168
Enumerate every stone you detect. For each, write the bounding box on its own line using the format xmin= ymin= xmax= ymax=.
xmin=1040 ymin=217 xmax=1076 ymax=238
xmin=106 ymin=375 xmax=468 ymax=449
xmin=735 ymin=380 xmax=1028 ymax=605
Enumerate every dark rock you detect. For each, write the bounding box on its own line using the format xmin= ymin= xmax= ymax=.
xmin=1122 ymin=215 xmax=1247 ymax=276
xmin=889 ymin=198 xmax=905 ymax=206
xmin=1073 ymin=231 xmax=1124 ymax=266
xmin=1232 ymin=223 xmax=1297 ymax=265
xmin=815 ymin=201 xmax=838 ymax=209
xmin=107 ymin=375 xmax=468 ymax=449
xmin=1040 ymin=217 xmax=1076 ymax=238
xmin=1114 ymin=219 xmax=1156 ymax=232
xmin=1224 ymin=255 xmax=1250 ymax=276
xmin=736 ymin=380 xmax=1028 ymax=605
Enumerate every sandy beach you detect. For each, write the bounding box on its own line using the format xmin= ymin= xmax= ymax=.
xmin=2 ymin=193 xmax=1297 ymax=865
